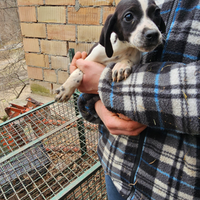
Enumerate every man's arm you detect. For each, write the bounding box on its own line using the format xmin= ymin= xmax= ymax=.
xmin=72 ymin=52 xmax=147 ymax=136
xmin=95 ymin=100 xmax=147 ymax=136
xmin=99 ymin=61 xmax=200 ymax=135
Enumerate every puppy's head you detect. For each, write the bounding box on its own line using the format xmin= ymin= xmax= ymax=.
xmin=100 ymin=0 xmax=166 ymax=57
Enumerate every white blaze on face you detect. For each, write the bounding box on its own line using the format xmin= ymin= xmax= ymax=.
xmin=129 ymin=0 xmax=162 ymax=52
xmin=140 ymin=0 xmax=149 ymax=15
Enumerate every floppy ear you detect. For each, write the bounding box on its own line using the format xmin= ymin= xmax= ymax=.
xmin=99 ymin=14 xmax=117 ymax=58
xmin=159 ymin=17 xmax=166 ymax=34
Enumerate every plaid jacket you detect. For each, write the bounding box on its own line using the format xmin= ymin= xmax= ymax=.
xmin=78 ymin=0 xmax=200 ymax=199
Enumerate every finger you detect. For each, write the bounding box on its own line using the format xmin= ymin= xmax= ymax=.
xmin=109 ymin=125 xmax=147 ymax=136
xmin=117 ymin=113 xmax=132 ymax=121
xmin=70 ymin=52 xmax=81 ymax=73
xmin=70 ymin=65 xmax=77 ymax=73
xmin=71 ymin=52 xmax=82 ymax=65
xmin=106 ymin=115 xmax=147 ymax=135
xmin=95 ymin=101 xmax=147 ymax=136
xmin=75 ymin=59 xmax=85 ymax=70
xmin=70 ymin=52 xmax=88 ymax=73
xmin=82 ymin=51 xmax=87 ymax=59
xmin=107 ymin=115 xmax=138 ymax=129
xmin=76 ymin=59 xmax=92 ymax=73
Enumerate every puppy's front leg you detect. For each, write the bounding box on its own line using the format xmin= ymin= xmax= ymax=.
xmin=112 ymin=60 xmax=132 ymax=82
xmin=55 ymin=68 xmax=83 ymax=102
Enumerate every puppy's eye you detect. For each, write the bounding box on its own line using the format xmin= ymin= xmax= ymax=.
xmin=124 ymin=12 xmax=134 ymax=22
xmin=154 ymin=8 xmax=161 ymax=17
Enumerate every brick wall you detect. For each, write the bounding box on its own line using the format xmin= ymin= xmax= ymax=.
xmin=17 ymin=0 xmax=119 ymax=96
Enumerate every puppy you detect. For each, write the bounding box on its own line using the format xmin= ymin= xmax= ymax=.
xmin=55 ymin=0 xmax=165 ymax=102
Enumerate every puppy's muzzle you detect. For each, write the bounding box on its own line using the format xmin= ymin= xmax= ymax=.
xmin=138 ymin=28 xmax=162 ymax=51
xmin=144 ymin=29 xmax=159 ymax=43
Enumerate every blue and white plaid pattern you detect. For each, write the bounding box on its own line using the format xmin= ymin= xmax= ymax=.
xmin=78 ymin=0 xmax=200 ymax=199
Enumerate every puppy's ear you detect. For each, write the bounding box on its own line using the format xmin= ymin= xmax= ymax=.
xmin=159 ymin=17 xmax=166 ymax=34
xmin=99 ymin=14 xmax=117 ymax=58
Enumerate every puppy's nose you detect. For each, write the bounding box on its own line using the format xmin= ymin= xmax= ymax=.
xmin=144 ymin=30 xmax=159 ymax=42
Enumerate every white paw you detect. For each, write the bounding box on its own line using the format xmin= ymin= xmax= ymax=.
xmin=55 ymin=85 xmax=76 ymax=102
xmin=112 ymin=60 xmax=132 ymax=82
xmin=55 ymin=69 xmax=83 ymax=102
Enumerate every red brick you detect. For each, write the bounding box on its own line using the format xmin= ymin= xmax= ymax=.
xmin=21 ymin=23 xmax=46 ymax=38
xmin=23 ymin=38 xmax=40 ymax=52
xmin=58 ymin=71 xmax=69 ymax=84
xmin=51 ymin=56 xmax=70 ymax=70
xmin=17 ymin=0 xmax=44 ymax=5
xmin=47 ymin=24 xmax=76 ymax=41
xmin=45 ymin=0 xmax=75 ymax=5
xmin=77 ymin=26 xmax=102 ymax=42
xmin=44 ymin=69 xmax=57 ymax=83
xmin=38 ymin=6 xmax=66 ymax=23
xmin=27 ymin=66 xmax=43 ymax=80
xmin=18 ymin=7 xmax=37 ymax=22
xmin=79 ymin=0 xmax=113 ymax=6
xmin=25 ymin=53 xmax=49 ymax=68
xmin=68 ymin=7 xmax=101 ymax=25
xmin=68 ymin=42 xmax=94 ymax=54
xmin=40 ymin=40 xmax=67 ymax=56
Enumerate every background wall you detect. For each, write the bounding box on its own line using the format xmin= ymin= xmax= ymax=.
xmin=17 ymin=0 xmax=119 ymax=96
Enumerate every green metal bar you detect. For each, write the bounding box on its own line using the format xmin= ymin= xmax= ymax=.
xmin=0 ymin=114 xmax=82 ymax=164
xmin=50 ymin=162 xmax=102 ymax=200
xmin=69 ymin=48 xmax=87 ymax=156
xmin=73 ymin=93 xmax=87 ymax=156
xmin=0 ymin=100 xmax=55 ymax=127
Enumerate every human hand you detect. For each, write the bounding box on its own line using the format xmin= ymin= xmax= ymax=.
xmin=70 ymin=51 xmax=87 ymax=72
xmin=95 ymin=100 xmax=147 ymax=136
xmin=70 ymin=52 xmax=105 ymax=94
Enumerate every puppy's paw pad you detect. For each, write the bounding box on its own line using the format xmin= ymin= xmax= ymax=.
xmin=55 ymin=89 xmax=60 ymax=95
xmin=55 ymin=86 xmax=74 ymax=102
xmin=124 ymin=68 xmax=131 ymax=79
xmin=55 ymin=86 xmax=65 ymax=95
xmin=112 ymin=62 xmax=132 ymax=82
xmin=112 ymin=69 xmax=124 ymax=82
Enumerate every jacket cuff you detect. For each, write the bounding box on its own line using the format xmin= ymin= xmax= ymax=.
xmin=77 ymin=93 xmax=101 ymax=124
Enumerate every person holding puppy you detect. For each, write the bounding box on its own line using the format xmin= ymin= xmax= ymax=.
xmin=70 ymin=0 xmax=200 ymax=199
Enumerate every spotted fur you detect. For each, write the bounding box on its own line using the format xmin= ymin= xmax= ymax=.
xmin=55 ymin=0 xmax=165 ymax=102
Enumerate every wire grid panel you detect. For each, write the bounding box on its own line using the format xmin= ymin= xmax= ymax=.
xmin=0 ymin=97 xmax=107 ymax=200
xmin=65 ymin=166 xmax=107 ymax=200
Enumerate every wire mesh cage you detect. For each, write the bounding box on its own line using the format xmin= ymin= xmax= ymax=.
xmin=0 ymin=93 xmax=107 ymax=200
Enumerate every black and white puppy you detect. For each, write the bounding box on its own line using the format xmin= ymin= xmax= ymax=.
xmin=55 ymin=0 xmax=165 ymax=102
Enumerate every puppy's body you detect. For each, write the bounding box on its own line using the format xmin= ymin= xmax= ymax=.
xmin=86 ymin=33 xmax=141 ymax=66
xmin=55 ymin=0 xmax=165 ymax=102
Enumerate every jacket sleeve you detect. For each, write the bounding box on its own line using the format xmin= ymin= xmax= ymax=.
xmin=98 ymin=61 xmax=200 ymax=135
xmin=77 ymin=93 xmax=101 ymax=124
